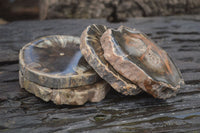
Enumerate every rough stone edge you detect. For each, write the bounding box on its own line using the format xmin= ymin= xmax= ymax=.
xmin=19 ymin=71 xmax=110 ymax=105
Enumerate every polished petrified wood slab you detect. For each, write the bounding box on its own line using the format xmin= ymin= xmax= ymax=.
xmin=19 ymin=35 xmax=100 ymax=88
xmin=80 ymin=24 xmax=141 ymax=95
xmin=100 ymin=26 xmax=184 ymax=99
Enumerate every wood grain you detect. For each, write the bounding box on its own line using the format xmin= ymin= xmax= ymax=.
xmin=0 ymin=15 xmax=199 ymax=132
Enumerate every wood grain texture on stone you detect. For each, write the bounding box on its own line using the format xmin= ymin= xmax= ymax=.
xmin=19 ymin=35 xmax=100 ymax=88
xmin=80 ymin=24 xmax=142 ymax=95
xmin=100 ymin=26 xmax=184 ymax=99
xmin=0 ymin=16 xmax=200 ymax=132
xmin=19 ymin=71 xmax=110 ymax=105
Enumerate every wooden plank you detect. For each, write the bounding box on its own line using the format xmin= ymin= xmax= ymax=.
xmin=0 ymin=15 xmax=200 ymax=132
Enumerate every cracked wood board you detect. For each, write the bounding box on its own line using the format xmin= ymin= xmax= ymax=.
xmin=0 ymin=16 xmax=200 ymax=132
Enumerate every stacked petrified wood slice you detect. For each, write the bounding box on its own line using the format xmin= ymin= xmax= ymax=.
xmin=19 ymin=35 xmax=110 ymax=105
xmin=80 ymin=24 xmax=184 ymax=99
xmin=19 ymin=25 xmax=184 ymax=105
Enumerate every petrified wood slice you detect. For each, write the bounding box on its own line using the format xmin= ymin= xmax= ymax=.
xmin=100 ymin=26 xmax=184 ymax=99
xmin=80 ymin=24 xmax=141 ymax=95
xmin=19 ymin=71 xmax=110 ymax=105
xmin=19 ymin=35 xmax=100 ymax=88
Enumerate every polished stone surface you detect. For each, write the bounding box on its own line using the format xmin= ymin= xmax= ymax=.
xmin=23 ymin=36 xmax=88 ymax=75
xmin=80 ymin=24 xmax=141 ymax=96
xmin=19 ymin=35 xmax=100 ymax=88
xmin=100 ymin=26 xmax=184 ymax=99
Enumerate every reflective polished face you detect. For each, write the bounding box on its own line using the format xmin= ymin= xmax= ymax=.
xmin=111 ymin=27 xmax=183 ymax=87
xmin=80 ymin=24 xmax=142 ymax=95
xmin=24 ymin=36 xmax=91 ymax=75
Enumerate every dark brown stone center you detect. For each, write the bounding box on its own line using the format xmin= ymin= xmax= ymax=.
xmin=24 ymin=37 xmax=87 ymax=75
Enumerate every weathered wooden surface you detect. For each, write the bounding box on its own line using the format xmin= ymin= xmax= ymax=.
xmin=0 ymin=15 xmax=200 ymax=132
xmin=39 ymin=0 xmax=200 ymax=22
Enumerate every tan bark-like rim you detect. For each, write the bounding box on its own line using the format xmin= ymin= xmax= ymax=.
xmin=19 ymin=71 xmax=110 ymax=105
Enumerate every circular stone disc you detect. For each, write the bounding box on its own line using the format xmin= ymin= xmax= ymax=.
xmin=19 ymin=35 xmax=100 ymax=89
xmin=100 ymin=26 xmax=184 ymax=99
xmin=80 ymin=24 xmax=141 ymax=95
xmin=19 ymin=71 xmax=110 ymax=105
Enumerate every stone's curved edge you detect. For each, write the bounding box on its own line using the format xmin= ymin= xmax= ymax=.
xmin=19 ymin=35 xmax=101 ymax=89
xmin=19 ymin=71 xmax=110 ymax=105
xmin=19 ymin=71 xmax=52 ymax=102
xmin=100 ymin=28 xmax=182 ymax=99
xmin=80 ymin=24 xmax=142 ymax=95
